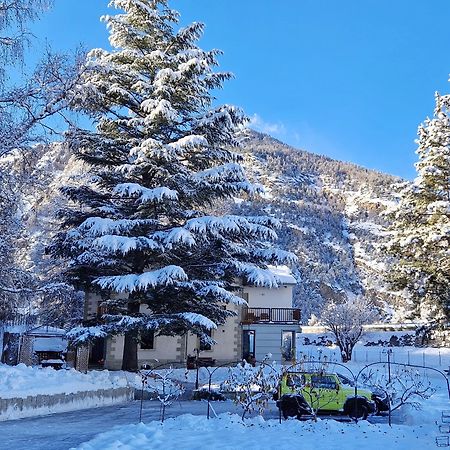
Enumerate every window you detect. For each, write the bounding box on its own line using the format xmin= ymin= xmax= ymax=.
xmin=140 ymin=330 xmax=155 ymax=350
xmin=311 ymin=375 xmax=338 ymax=390
xmin=281 ymin=331 xmax=296 ymax=361
xmin=199 ymin=329 xmax=212 ymax=351
xmin=286 ymin=373 xmax=305 ymax=388
xmin=242 ymin=330 xmax=255 ymax=360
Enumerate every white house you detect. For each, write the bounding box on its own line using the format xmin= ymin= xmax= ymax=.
xmin=85 ymin=266 xmax=299 ymax=370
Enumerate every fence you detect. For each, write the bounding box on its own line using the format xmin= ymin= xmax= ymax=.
xmin=297 ymin=345 xmax=450 ymax=369
xmin=242 ymin=307 xmax=301 ymax=323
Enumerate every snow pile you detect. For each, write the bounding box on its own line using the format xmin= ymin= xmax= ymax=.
xmin=0 ymin=364 xmax=128 ymax=399
xmin=75 ymin=413 xmax=432 ymax=450
xmin=267 ymin=265 xmax=297 ymax=284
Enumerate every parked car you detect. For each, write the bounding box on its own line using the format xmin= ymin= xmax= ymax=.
xmin=336 ymin=373 xmax=390 ymax=414
xmin=275 ymin=371 xmax=381 ymax=420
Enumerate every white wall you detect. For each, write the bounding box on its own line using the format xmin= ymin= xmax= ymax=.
xmin=243 ymin=285 xmax=294 ymax=308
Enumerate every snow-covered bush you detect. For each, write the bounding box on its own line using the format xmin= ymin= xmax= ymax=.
xmin=222 ymin=356 xmax=279 ymax=420
xmin=139 ymin=367 xmax=185 ymax=422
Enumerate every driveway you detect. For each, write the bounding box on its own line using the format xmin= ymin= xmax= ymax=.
xmin=0 ymin=399 xmax=280 ymax=450
xmin=0 ymin=396 xmax=397 ymax=450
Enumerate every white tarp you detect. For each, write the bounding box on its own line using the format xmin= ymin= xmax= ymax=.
xmin=33 ymin=337 xmax=67 ymax=352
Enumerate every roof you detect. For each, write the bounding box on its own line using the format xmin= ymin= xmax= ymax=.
xmin=27 ymin=326 xmax=66 ymax=336
xmin=33 ymin=337 xmax=68 ymax=352
xmin=268 ymin=265 xmax=297 ymax=285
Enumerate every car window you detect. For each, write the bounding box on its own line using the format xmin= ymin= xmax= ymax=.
xmin=310 ymin=375 xmax=338 ymax=390
xmin=286 ymin=373 xmax=305 ymax=388
xmin=337 ymin=373 xmax=354 ymax=386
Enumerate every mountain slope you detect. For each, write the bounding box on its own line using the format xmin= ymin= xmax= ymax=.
xmin=232 ymin=130 xmax=404 ymax=322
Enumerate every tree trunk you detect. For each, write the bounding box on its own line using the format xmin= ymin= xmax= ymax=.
xmin=338 ymin=341 xmax=352 ymax=363
xmin=121 ymin=301 xmax=140 ymax=371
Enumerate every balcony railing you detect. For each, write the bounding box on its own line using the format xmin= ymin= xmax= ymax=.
xmin=241 ymin=307 xmax=301 ymax=324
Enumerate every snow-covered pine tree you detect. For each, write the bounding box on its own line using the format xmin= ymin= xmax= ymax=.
xmin=50 ymin=0 xmax=296 ymax=371
xmin=387 ymin=92 xmax=450 ymax=323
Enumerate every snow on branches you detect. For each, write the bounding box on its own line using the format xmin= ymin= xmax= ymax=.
xmin=386 ymin=91 xmax=450 ymax=322
xmin=51 ymin=0 xmax=296 ymax=370
xmin=222 ymin=356 xmax=279 ymax=420
xmin=321 ymin=297 xmax=378 ymax=362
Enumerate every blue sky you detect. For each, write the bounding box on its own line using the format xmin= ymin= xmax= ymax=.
xmin=28 ymin=0 xmax=450 ymax=179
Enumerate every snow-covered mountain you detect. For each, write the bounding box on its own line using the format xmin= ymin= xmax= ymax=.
xmin=231 ymin=130 xmax=405 ymax=322
xmin=7 ymin=131 xmax=407 ymax=323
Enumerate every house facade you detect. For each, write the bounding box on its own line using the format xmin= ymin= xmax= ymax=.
xmin=85 ymin=266 xmax=300 ymax=370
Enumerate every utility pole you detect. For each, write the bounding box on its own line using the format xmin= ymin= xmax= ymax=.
xmin=195 ymin=347 xmax=200 ymax=390
xmin=387 ymin=349 xmax=392 ymax=384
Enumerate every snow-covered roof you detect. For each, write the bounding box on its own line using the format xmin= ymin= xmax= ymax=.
xmin=267 ymin=265 xmax=297 ymax=285
xmin=27 ymin=326 xmax=66 ymax=336
xmin=33 ymin=337 xmax=68 ymax=352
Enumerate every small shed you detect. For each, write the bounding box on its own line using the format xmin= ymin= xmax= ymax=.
xmin=19 ymin=326 xmax=68 ymax=367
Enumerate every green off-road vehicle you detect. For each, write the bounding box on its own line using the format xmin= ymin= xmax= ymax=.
xmin=275 ymin=371 xmax=387 ymax=420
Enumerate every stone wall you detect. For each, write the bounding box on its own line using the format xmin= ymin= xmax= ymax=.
xmin=0 ymin=386 xmax=133 ymax=422
xmin=75 ymin=345 xmax=90 ymax=372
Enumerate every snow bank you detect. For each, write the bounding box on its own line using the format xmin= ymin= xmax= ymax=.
xmin=75 ymin=413 xmax=433 ymax=450
xmin=0 ymin=364 xmax=127 ymax=399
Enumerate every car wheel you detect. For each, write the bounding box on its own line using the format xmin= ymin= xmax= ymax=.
xmin=348 ymin=403 xmax=368 ymax=420
xmin=281 ymin=407 xmax=298 ymax=419
xmin=373 ymin=396 xmax=389 ymax=415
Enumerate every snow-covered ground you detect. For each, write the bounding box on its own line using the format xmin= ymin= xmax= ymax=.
xmin=79 ymin=362 xmax=450 ymax=450
xmin=0 ymin=363 xmax=127 ymax=399
xmin=2 ymin=343 xmax=450 ymax=449
xmin=74 ymin=412 xmax=435 ymax=450
xmin=72 ymin=348 xmax=450 ymax=450
xmin=0 ymin=389 xmax=446 ymax=450
xmin=297 ymin=331 xmax=450 ymax=369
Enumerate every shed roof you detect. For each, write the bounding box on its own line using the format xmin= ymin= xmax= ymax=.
xmin=27 ymin=326 xmax=66 ymax=336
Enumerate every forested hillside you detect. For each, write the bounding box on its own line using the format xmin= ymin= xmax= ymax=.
xmin=232 ymin=130 xmax=405 ymax=322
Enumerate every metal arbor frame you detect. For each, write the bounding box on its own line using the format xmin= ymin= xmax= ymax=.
xmin=284 ymin=358 xmax=450 ymax=424
xmin=134 ymin=358 xmax=450 ymax=424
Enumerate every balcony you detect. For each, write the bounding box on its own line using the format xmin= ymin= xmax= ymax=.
xmin=241 ymin=307 xmax=301 ymax=324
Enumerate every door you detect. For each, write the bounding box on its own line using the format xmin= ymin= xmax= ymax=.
xmin=281 ymin=331 xmax=296 ymax=361
xmin=89 ymin=338 xmax=105 ymax=367
xmin=242 ymin=330 xmax=255 ymax=362
xmin=308 ymin=374 xmax=341 ymax=412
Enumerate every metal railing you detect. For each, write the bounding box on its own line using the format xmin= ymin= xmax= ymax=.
xmin=241 ymin=307 xmax=301 ymax=324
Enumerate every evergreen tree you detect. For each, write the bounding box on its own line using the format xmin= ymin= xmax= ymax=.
xmin=50 ymin=0 xmax=295 ymax=371
xmin=387 ymin=92 xmax=450 ymax=322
